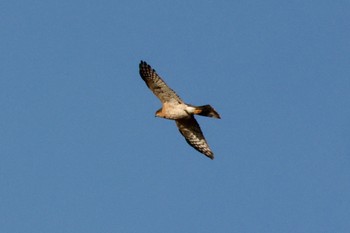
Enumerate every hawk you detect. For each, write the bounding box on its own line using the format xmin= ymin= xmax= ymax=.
xmin=139 ymin=61 xmax=221 ymax=159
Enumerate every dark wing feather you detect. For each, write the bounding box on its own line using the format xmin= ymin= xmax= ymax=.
xmin=139 ymin=61 xmax=183 ymax=103
xmin=175 ymin=116 xmax=214 ymax=159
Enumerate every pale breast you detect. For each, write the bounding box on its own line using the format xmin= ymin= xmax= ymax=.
xmin=162 ymin=102 xmax=192 ymax=120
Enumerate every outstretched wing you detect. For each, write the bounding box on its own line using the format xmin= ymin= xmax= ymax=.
xmin=175 ymin=116 xmax=214 ymax=159
xmin=139 ymin=61 xmax=183 ymax=103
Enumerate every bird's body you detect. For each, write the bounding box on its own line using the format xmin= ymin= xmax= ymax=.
xmin=139 ymin=61 xmax=220 ymax=159
xmin=156 ymin=103 xmax=196 ymax=120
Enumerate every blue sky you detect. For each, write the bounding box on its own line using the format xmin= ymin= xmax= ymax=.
xmin=1 ymin=0 xmax=349 ymax=232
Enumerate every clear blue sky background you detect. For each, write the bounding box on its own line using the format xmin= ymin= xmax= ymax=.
xmin=1 ymin=1 xmax=349 ymax=232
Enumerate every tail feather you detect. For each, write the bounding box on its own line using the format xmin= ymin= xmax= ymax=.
xmin=194 ymin=105 xmax=221 ymax=119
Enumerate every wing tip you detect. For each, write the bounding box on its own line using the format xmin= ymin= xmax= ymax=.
xmin=139 ymin=60 xmax=154 ymax=74
xmin=139 ymin=61 xmax=153 ymax=79
xmin=139 ymin=60 xmax=148 ymax=68
xmin=206 ymin=152 xmax=214 ymax=160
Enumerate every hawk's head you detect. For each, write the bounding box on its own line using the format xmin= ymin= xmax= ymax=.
xmin=155 ymin=108 xmax=164 ymax=118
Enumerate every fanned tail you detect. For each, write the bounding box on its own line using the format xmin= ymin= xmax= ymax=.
xmin=194 ymin=105 xmax=221 ymax=119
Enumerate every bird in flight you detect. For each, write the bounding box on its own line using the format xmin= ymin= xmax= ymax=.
xmin=139 ymin=61 xmax=220 ymax=159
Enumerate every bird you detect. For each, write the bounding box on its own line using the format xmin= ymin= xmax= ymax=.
xmin=139 ymin=61 xmax=221 ymax=159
